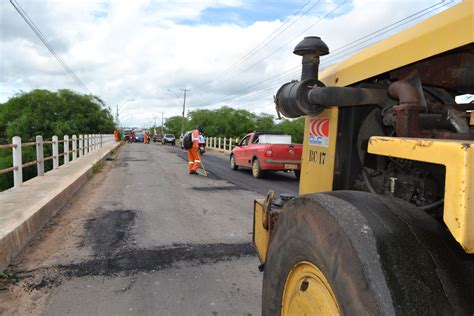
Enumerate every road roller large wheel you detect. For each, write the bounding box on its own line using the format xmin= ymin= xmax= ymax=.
xmin=262 ymin=191 xmax=473 ymax=315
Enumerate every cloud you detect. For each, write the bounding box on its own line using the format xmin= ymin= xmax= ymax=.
xmin=0 ymin=0 xmax=459 ymax=127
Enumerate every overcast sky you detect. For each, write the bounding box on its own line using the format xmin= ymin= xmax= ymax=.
xmin=0 ymin=0 xmax=459 ymax=127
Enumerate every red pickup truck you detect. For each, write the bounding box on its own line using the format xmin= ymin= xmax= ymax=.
xmin=230 ymin=132 xmax=302 ymax=179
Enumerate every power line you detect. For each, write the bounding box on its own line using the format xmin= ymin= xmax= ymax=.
xmin=199 ymin=0 xmax=451 ymax=109
xmin=9 ymin=0 xmax=91 ymax=94
xmin=219 ymin=0 xmax=320 ymax=76
xmin=224 ymin=0 xmax=349 ymax=82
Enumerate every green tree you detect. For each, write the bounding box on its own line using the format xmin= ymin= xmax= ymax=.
xmin=255 ymin=113 xmax=275 ymax=131
xmin=164 ymin=116 xmax=188 ymax=137
xmin=274 ymin=117 xmax=305 ymax=143
xmin=0 ymin=89 xmax=116 ymax=191
xmin=187 ymin=106 xmax=256 ymax=137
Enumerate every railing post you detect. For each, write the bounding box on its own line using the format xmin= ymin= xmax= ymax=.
xmin=100 ymin=134 xmax=103 ymax=148
xmin=218 ymin=137 xmax=221 ymax=149
xmin=206 ymin=137 xmax=209 ymax=147
xmin=229 ymin=138 xmax=232 ymax=151
xmin=36 ymin=135 xmax=44 ymax=176
xmin=52 ymin=135 xmax=59 ymax=169
xmin=79 ymin=135 xmax=83 ymax=157
xmin=12 ymin=136 xmax=22 ymax=187
xmin=64 ymin=135 xmax=69 ymax=164
xmin=223 ymin=137 xmax=227 ymax=151
xmin=72 ymin=135 xmax=77 ymax=160
xmin=86 ymin=135 xmax=90 ymax=154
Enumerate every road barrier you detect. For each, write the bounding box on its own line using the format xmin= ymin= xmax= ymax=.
xmin=0 ymin=134 xmax=115 ymax=190
xmin=0 ymin=134 xmax=118 ymax=271
xmin=205 ymin=137 xmax=240 ymax=154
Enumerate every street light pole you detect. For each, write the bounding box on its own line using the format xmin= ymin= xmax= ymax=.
xmin=167 ymin=89 xmax=190 ymax=137
xmin=160 ymin=112 xmax=164 ymax=136
xmin=116 ymin=98 xmax=135 ymax=128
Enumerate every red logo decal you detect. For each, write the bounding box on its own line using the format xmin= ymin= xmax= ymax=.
xmin=310 ymin=118 xmax=329 ymax=137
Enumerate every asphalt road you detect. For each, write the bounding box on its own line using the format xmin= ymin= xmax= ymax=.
xmin=0 ymin=142 xmax=297 ymax=315
xmin=164 ymin=144 xmax=299 ymax=197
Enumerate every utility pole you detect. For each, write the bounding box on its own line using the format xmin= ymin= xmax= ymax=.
xmin=116 ymin=104 xmax=119 ymax=126
xmin=161 ymin=112 xmax=164 ymax=136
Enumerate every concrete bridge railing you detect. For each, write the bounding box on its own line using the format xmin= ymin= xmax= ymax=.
xmin=205 ymin=137 xmax=240 ymax=154
xmin=0 ymin=134 xmax=114 ymax=189
xmin=0 ymin=133 xmax=118 ymax=271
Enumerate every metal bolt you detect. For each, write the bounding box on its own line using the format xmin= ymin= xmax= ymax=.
xmin=300 ymin=278 xmax=309 ymax=292
xmin=389 ymin=177 xmax=398 ymax=194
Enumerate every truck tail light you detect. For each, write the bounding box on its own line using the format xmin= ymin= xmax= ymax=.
xmin=265 ymin=150 xmax=273 ymax=157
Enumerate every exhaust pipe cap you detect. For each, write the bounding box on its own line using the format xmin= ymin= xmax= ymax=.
xmin=293 ymin=36 xmax=329 ymax=57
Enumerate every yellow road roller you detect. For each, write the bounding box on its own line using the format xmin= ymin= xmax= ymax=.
xmin=253 ymin=1 xmax=474 ymax=314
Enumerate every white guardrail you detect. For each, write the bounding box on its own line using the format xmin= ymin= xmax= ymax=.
xmin=0 ymin=134 xmax=115 ymax=188
xmin=205 ymin=137 xmax=240 ymax=152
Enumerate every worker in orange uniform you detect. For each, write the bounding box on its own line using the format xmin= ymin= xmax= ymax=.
xmin=144 ymin=132 xmax=149 ymax=144
xmin=114 ymin=129 xmax=119 ymax=142
xmin=187 ymin=127 xmax=202 ymax=174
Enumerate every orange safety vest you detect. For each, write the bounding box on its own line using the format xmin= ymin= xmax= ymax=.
xmin=192 ymin=129 xmax=199 ymax=148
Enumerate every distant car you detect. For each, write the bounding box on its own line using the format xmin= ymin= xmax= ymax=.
xmin=153 ymin=134 xmax=162 ymax=143
xmin=230 ymin=132 xmax=303 ymax=179
xmin=123 ymin=130 xmax=131 ymax=141
xmin=162 ymin=134 xmax=176 ymax=146
xmin=135 ymin=133 xmax=145 ymax=143
xmin=198 ymin=134 xmax=206 ymax=155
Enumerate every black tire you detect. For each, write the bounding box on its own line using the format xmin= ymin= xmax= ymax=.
xmin=230 ymin=154 xmax=238 ymax=170
xmin=252 ymin=158 xmax=264 ymax=178
xmin=294 ymin=170 xmax=300 ymax=180
xmin=262 ymin=191 xmax=473 ymax=316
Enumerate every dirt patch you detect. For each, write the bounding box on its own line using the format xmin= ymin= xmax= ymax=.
xmin=84 ymin=210 xmax=136 ymax=257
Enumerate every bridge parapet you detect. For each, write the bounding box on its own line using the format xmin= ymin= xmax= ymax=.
xmin=0 ymin=134 xmax=115 ymax=189
xmin=0 ymin=134 xmax=118 ymax=271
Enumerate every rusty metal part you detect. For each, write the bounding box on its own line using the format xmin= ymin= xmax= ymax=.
xmin=262 ymin=190 xmax=276 ymax=230
xmin=0 ymin=144 xmax=17 ymax=149
xmin=22 ymin=160 xmax=38 ymax=168
xmin=390 ymin=48 xmax=474 ymax=93
xmin=0 ymin=166 xmax=18 ymax=175
xmin=448 ymin=103 xmax=474 ymax=112
xmin=445 ymin=107 xmax=471 ymax=133
xmin=389 ymin=71 xmax=474 ymax=140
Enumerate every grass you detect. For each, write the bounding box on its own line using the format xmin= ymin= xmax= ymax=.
xmin=92 ymin=160 xmax=105 ymax=174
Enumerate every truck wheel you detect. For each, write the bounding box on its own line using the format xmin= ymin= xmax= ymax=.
xmin=262 ymin=191 xmax=472 ymax=316
xmin=230 ymin=154 xmax=238 ymax=170
xmin=252 ymin=159 xmax=264 ymax=178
